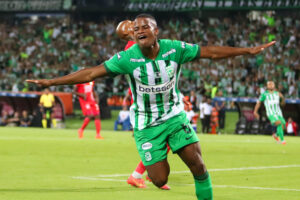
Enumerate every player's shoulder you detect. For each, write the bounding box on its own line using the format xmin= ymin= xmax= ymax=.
xmin=160 ymin=39 xmax=196 ymax=50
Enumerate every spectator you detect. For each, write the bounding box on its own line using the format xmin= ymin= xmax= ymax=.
xmin=20 ymin=110 xmax=33 ymax=127
xmin=6 ymin=111 xmax=20 ymax=127
xmin=214 ymin=91 xmax=226 ymax=132
xmin=210 ymin=107 xmax=219 ymax=134
xmin=0 ymin=110 xmax=9 ymax=126
xmin=114 ymin=105 xmax=131 ymax=131
xmin=185 ymin=103 xmax=197 ymax=132
xmin=203 ymin=97 xmax=213 ymax=133
xmin=199 ymin=97 xmax=206 ymax=133
xmin=286 ymin=117 xmax=298 ymax=136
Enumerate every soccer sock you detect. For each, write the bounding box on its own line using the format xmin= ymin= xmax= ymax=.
xmin=134 ymin=161 xmax=146 ymax=176
xmin=132 ymin=170 xmax=143 ymax=179
xmin=194 ymin=171 xmax=213 ymax=200
xmin=95 ymin=119 xmax=101 ymax=135
xmin=277 ymin=124 xmax=284 ymax=142
xmin=52 ymin=119 xmax=57 ymax=128
xmin=42 ymin=119 xmax=47 ymax=128
xmin=81 ymin=117 xmax=90 ymax=130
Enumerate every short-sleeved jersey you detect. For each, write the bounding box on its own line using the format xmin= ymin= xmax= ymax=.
xmin=40 ymin=93 xmax=55 ymax=108
xmin=259 ymin=90 xmax=283 ymax=117
xmin=104 ymin=39 xmax=200 ymax=130
xmin=76 ymin=81 xmax=96 ymax=103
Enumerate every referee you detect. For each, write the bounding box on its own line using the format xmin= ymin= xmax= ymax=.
xmin=39 ymin=88 xmax=56 ymax=128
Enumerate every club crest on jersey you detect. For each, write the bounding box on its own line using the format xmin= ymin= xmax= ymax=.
xmin=166 ymin=65 xmax=175 ymax=79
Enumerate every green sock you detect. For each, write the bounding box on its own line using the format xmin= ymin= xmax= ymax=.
xmin=277 ymin=125 xmax=284 ymax=141
xmin=194 ymin=171 xmax=213 ymax=200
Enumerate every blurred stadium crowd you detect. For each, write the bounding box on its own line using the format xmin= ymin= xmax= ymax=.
xmin=0 ymin=13 xmax=300 ymax=99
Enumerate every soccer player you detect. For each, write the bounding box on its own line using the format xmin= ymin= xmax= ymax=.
xmin=118 ymin=20 xmax=170 ymax=189
xmin=27 ymin=14 xmax=275 ymax=200
xmin=74 ymin=81 xmax=102 ymax=139
xmin=254 ymin=81 xmax=286 ymax=144
xmin=39 ymin=88 xmax=56 ymax=128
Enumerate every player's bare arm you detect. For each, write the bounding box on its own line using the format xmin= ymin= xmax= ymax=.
xmin=253 ymin=101 xmax=261 ymax=119
xmin=26 ymin=64 xmax=108 ymax=87
xmin=279 ymin=92 xmax=285 ymax=107
xmin=200 ymin=41 xmax=276 ymax=59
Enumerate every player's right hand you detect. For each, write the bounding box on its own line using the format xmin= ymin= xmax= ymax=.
xmin=254 ymin=112 xmax=260 ymax=120
xmin=26 ymin=79 xmax=52 ymax=88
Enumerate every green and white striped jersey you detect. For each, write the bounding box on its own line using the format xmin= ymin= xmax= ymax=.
xmin=259 ymin=90 xmax=283 ymax=117
xmin=104 ymin=39 xmax=200 ymax=130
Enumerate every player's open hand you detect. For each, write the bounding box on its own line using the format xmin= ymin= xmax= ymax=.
xmin=248 ymin=41 xmax=276 ymax=55
xmin=26 ymin=79 xmax=52 ymax=88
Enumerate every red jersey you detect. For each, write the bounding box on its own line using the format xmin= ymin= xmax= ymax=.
xmin=76 ymin=81 xmax=96 ymax=103
xmin=124 ymin=41 xmax=135 ymax=51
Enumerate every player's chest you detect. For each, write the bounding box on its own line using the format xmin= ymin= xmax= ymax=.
xmin=266 ymin=94 xmax=279 ymax=104
xmin=131 ymin=60 xmax=178 ymax=85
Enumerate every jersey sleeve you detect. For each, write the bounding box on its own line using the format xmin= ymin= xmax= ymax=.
xmin=103 ymin=52 xmax=128 ymax=77
xmin=259 ymin=92 xmax=266 ymax=102
xmin=173 ymin=40 xmax=201 ymax=64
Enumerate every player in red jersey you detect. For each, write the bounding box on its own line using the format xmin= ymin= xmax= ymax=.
xmin=117 ymin=20 xmax=170 ymax=190
xmin=74 ymin=81 xmax=102 ymax=139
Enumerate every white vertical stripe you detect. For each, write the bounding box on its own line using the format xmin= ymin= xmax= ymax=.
xmin=133 ymin=68 xmax=145 ymax=130
xmin=146 ymin=62 xmax=158 ymax=124
xmin=158 ymin=60 xmax=170 ymax=115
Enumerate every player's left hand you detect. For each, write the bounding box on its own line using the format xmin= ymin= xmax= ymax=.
xmin=248 ymin=41 xmax=276 ymax=55
xmin=26 ymin=79 xmax=52 ymax=87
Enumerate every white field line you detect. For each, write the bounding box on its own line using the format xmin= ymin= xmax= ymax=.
xmin=174 ymin=184 xmax=300 ymax=192
xmin=72 ymin=164 xmax=300 ymax=178
xmin=71 ymin=177 xmax=300 ymax=192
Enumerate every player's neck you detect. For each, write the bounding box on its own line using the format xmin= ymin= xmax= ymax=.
xmin=268 ymin=89 xmax=274 ymax=93
xmin=140 ymin=41 xmax=160 ymax=60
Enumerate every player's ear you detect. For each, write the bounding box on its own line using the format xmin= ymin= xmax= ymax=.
xmin=154 ymin=27 xmax=159 ymax=36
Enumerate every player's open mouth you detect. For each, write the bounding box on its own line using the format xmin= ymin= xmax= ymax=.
xmin=138 ymin=35 xmax=147 ymax=40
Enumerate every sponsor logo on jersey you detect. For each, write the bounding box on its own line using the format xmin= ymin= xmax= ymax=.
xmin=130 ymin=58 xmax=145 ymax=62
xmin=162 ymin=49 xmax=176 ymax=58
xmin=138 ymin=76 xmax=175 ymax=94
xmin=145 ymin=152 xmax=152 ymax=161
xmin=142 ymin=142 xmax=152 ymax=150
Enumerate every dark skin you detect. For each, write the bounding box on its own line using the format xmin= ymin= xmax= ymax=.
xmin=27 ymin=16 xmax=276 ymax=188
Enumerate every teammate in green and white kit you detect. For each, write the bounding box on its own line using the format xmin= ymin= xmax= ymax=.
xmin=254 ymin=81 xmax=286 ymax=144
xmin=27 ymin=14 xmax=275 ymax=200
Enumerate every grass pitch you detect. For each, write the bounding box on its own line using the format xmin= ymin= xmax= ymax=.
xmin=0 ymin=127 xmax=300 ymax=200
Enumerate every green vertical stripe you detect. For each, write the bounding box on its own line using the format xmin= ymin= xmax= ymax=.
xmin=140 ymin=64 xmax=152 ymax=126
xmin=152 ymin=61 xmax=164 ymax=118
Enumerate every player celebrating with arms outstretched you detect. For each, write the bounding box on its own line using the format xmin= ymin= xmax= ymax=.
xmin=254 ymin=81 xmax=286 ymax=144
xmin=27 ymin=14 xmax=275 ymax=200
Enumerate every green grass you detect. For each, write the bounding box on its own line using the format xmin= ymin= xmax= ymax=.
xmin=1 ymin=127 xmax=300 ymax=200
xmin=66 ymin=110 xmax=239 ymax=134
